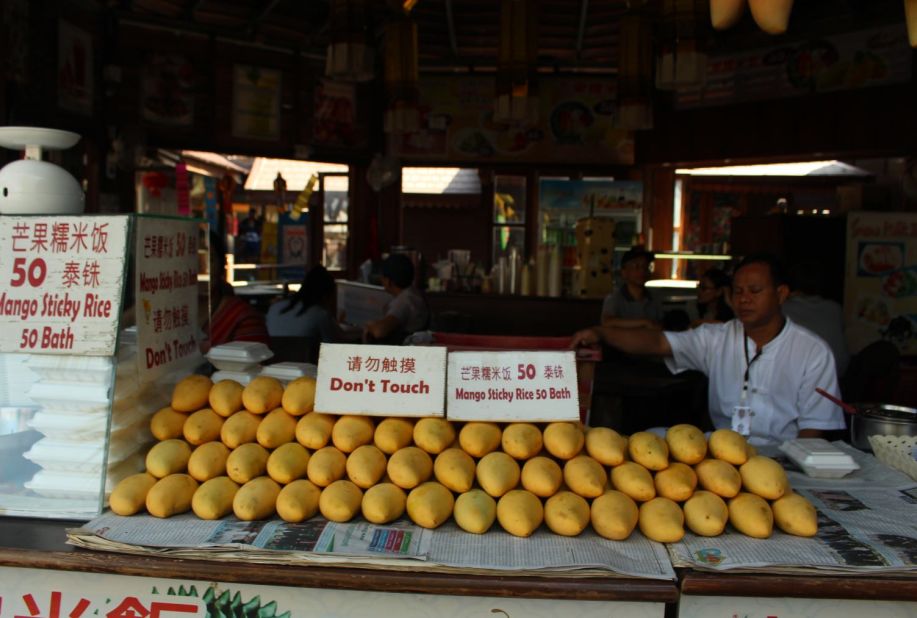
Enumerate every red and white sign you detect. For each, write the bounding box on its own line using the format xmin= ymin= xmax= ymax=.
xmin=135 ymin=216 xmax=202 ymax=382
xmin=315 ymin=344 xmax=446 ymax=417
xmin=0 ymin=215 xmax=128 ymax=356
xmin=447 ymin=351 xmax=579 ymax=422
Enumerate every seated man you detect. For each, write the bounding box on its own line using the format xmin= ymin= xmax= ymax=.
xmin=364 ymin=254 xmax=429 ymax=344
xmin=574 ymin=253 xmax=845 ymax=445
xmin=601 ymin=246 xmax=664 ymax=330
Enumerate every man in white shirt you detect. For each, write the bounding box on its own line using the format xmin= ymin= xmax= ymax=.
xmin=573 ymin=254 xmax=846 ymax=445
xmin=365 ymin=253 xmax=429 ymax=343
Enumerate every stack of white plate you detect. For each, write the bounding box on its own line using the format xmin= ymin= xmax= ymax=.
xmin=207 ymin=341 xmax=273 ymax=385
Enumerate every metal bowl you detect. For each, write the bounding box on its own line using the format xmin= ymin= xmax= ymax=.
xmin=849 ymin=403 xmax=917 ymax=451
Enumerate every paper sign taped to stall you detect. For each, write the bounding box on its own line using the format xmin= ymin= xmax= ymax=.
xmin=447 ymin=351 xmax=579 ymax=422
xmin=0 ymin=215 xmax=129 ymax=356
xmin=315 ymin=344 xmax=446 ymax=417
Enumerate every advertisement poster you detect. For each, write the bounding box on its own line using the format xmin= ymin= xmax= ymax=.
xmin=389 ymin=76 xmax=633 ymax=165
xmin=141 ymin=53 xmax=195 ymax=126
xmin=845 ymin=211 xmax=917 ymax=355
xmin=232 ymin=65 xmax=281 ymax=140
xmin=677 ymin=25 xmax=911 ymax=109
xmin=57 ymin=21 xmax=93 ymax=115
xmin=312 ymin=79 xmax=368 ymax=150
xmin=0 ymin=216 xmax=129 ymax=356
xmin=135 ymin=216 xmax=202 ymax=382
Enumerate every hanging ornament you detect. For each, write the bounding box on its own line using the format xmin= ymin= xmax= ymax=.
xmin=709 ymin=0 xmax=745 ymax=30
xmin=747 ymin=0 xmax=794 ymax=35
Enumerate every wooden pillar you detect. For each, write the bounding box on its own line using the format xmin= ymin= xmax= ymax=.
xmin=644 ymin=166 xmax=675 ymax=279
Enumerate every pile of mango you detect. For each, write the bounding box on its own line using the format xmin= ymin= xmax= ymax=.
xmin=110 ymin=374 xmax=817 ymax=542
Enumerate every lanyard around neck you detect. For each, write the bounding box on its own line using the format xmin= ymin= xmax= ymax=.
xmin=741 ymin=334 xmax=763 ymax=403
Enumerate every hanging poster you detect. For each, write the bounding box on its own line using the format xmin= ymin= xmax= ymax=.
xmin=312 ymin=79 xmax=368 ymax=150
xmin=845 ymin=211 xmax=917 ymax=355
xmin=141 ymin=53 xmax=195 ymax=126
xmin=232 ymin=65 xmax=281 ymax=140
xmin=57 ymin=21 xmax=93 ymax=115
xmin=677 ymin=25 xmax=912 ymax=109
xmin=388 ymin=76 xmax=633 ymax=165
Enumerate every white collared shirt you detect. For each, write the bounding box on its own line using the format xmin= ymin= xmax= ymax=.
xmin=663 ymin=317 xmax=846 ymax=445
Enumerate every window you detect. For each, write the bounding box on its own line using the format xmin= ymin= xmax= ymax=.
xmin=321 ymin=174 xmax=349 ymax=271
xmin=493 ymin=175 xmax=526 ymax=266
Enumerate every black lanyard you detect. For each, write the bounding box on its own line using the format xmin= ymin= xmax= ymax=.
xmin=742 ymin=335 xmax=763 ymax=403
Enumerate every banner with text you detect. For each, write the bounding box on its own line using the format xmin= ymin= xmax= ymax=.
xmin=135 ymin=216 xmax=203 ymax=382
xmin=315 ymin=344 xmax=447 ymax=417
xmin=0 ymin=215 xmax=129 ymax=355
xmin=447 ymin=351 xmax=579 ymax=422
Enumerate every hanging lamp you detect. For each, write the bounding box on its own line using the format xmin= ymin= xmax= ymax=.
xmin=494 ymin=0 xmax=539 ymax=125
xmin=656 ymin=0 xmax=707 ymax=90
xmin=617 ymin=1 xmax=654 ymax=130
xmin=325 ymin=0 xmax=375 ymax=83
xmin=383 ymin=12 xmax=420 ymax=133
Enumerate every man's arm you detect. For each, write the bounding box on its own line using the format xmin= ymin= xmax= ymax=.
xmin=571 ymin=325 xmax=672 ymax=357
xmin=364 ymin=314 xmax=400 ymax=341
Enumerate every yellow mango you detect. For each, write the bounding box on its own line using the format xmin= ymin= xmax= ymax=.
xmin=295 ymin=412 xmax=336 ymax=449
xmin=654 ymin=462 xmax=698 ymax=502
xmin=433 ymin=447 xmax=476 ymax=493
xmin=476 ymin=451 xmax=521 ymax=497
xmin=728 ymin=492 xmax=774 ymax=539
xmin=183 ymin=409 xmax=224 ymax=446
xmin=149 ymin=406 xmax=187 ymax=441
xmin=496 ymin=489 xmax=543 ymax=537
xmin=187 ymin=441 xmax=230 ymax=482
xmin=109 ymin=472 xmax=157 ymax=515
xmin=281 ymin=376 xmax=316 ymax=416
xmin=563 ymin=455 xmax=607 ymax=499
xmin=209 ymin=380 xmax=244 ymax=417
xmin=373 ymin=417 xmax=414 ymax=454
xmin=146 ymin=473 xmax=198 ymax=518
xmin=191 ymin=476 xmax=238 ymax=520
xmin=319 ymin=479 xmax=363 ymax=522
xmin=413 ymin=417 xmax=456 ymax=455
xmin=276 ymin=479 xmax=321 ymax=523
xmin=233 ymin=476 xmax=281 ymax=521
xmin=171 ymin=374 xmax=212 ymax=412
xmin=145 ymin=439 xmax=192 ymax=478
xmin=241 ymin=376 xmax=284 ymax=414
xmin=361 ymin=483 xmax=406 ymax=524
xmin=225 ymin=443 xmax=270 ymax=484
xmin=453 ymin=489 xmax=497 ymax=534
xmin=256 ymin=407 xmax=297 ymax=449
xmin=543 ymin=422 xmax=584 ymax=460
xmin=387 ymin=446 xmax=433 ymax=489
xmin=406 ymin=481 xmax=454 ymax=529
xmin=665 ymin=424 xmax=707 ymax=465
xmin=695 ymin=459 xmax=742 ymax=498
xmin=346 ymin=444 xmax=387 ymax=489
xmin=591 ymin=490 xmax=639 ymax=540
xmin=220 ymin=411 xmax=262 ymax=449
xmin=544 ymin=490 xmax=590 ymax=536
xmin=585 ymin=426 xmax=628 ymax=466
xmin=458 ymin=422 xmax=502 ymax=457
xmin=683 ymin=490 xmax=729 ymax=537
xmin=501 ymin=423 xmax=543 ymax=460
xmin=709 ymin=429 xmax=749 ymax=465
xmin=739 ymin=455 xmax=789 ymax=500
xmin=520 ymin=456 xmax=563 ymax=498
xmin=332 ymin=415 xmax=375 ymax=453
xmin=610 ymin=461 xmax=656 ymax=502
xmin=628 ymin=431 xmax=669 ymax=471
xmin=267 ymin=442 xmax=311 ymax=484
xmin=307 ymin=446 xmax=347 ymax=487
xmin=639 ymin=497 xmax=685 ymax=543
xmin=772 ymin=493 xmax=818 ymax=537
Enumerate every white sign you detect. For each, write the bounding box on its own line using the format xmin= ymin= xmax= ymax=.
xmin=0 ymin=566 xmax=663 ymax=618
xmin=315 ymin=344 xmax=446 ymax=417
xmin=135 ymin=216 xmax=202 ymax=382
xmin=0 ymin=215 xmax=129 ymax=356
xmin=447 ymin=351 xmax=579 ymax=422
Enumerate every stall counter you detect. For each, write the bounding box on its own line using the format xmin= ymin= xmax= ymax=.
xmin=0 ymin=517 xmax=676 ymax=618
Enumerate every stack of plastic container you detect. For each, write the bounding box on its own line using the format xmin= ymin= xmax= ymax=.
xmin=259 ymin=361 xmax=318 ymax=385
xmin=207 ymin=341 xmax=274 ymax=385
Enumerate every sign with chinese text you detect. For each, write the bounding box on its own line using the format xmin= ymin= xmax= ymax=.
xmin=845 ymin=211 xmax=917 ymax=356
xmin=0 ymin=216 xmax=129 ymax=356
xmin=135 ymin=216 xmax=202 ymax=382
xmin=447 ymin=351 xmax=579 ymax=422
xmin=315 ymin=344 xmax=446 ymax=417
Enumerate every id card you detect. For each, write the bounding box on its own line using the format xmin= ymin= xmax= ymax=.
xmin=731 ymin=406 xmax=754 ymax=436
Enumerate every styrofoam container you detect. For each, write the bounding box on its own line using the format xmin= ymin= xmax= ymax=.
xmin=206 ymin=342 xmax=273 ymax=371
xmin=260 ymin=362 xmax=318 ymax=383
xmin=23 ymin=433 xmax=142 ymax=473
xmin=27 ymin=355 xmax=114 ymax=386
xmin=212 ymin=368 xmax=260 ymax=386
xmin=24 ymin=451 xmax=144 ymax=499
xmin=27 ymin=382 xmax=112 ymax=414
xmin=780 ymin=438 xmax=860 ymax=479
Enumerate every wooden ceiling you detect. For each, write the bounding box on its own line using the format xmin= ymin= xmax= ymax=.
xmin=114 ymin=0 xmax=907 ymax=73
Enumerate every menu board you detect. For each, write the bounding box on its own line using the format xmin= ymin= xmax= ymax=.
xmin=0 ymin=215 xmax=129 ymax=356
xmin=135 ymin=216 xmax=203 ymax=381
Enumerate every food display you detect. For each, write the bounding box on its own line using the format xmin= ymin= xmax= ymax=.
xmin=110 ymin=376 xmax=818 ymax=542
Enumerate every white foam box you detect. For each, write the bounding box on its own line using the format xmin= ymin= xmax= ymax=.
xmin=206 ymin=341 xmax=273 ymax=371
xmin=780 ymin=438 xmax=860 ymax=479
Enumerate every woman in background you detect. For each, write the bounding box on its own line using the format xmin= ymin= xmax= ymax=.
xmin=267 ymin=265 xmax=358 ymax=343
xmin=691 ymin=268 xmax=734 ymax=326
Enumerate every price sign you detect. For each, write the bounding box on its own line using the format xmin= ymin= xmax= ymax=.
xmin=135 ymin=216 xmax=203 ymax=382
xmin=315 ymin=344 xmax=447 ymax=417
xmin=447 ymin=350 xmax=579 ymax=422
xmin=0 ymin=216 xmax=129 ymax=355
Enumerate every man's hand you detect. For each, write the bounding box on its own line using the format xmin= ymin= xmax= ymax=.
xmin=571 ymin=327 xmax=601 ymax=348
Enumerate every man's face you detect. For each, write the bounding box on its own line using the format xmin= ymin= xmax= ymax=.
xmin=732 ymin=262 xmax=788 ymax=329
xmin=621 ymin=256 xmax=650 ymax=286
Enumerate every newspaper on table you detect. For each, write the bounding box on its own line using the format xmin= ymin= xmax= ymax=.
xmin=68 ymin=512 xmax=676 ymax=580
xmin=669 ymin=442 xmax=917 ymax=575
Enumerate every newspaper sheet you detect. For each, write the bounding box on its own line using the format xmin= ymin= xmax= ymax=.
xmin=68 ymin=512 xmax=676 ymax=581
xmin=669 ymin=443 xmax=917 ymax=575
